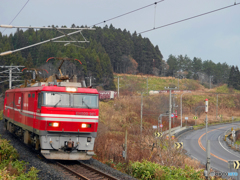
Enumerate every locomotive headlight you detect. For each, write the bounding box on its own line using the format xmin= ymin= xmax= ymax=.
xmin=53 ymin=122 xmax=59 ymax=127
xmin=66 ymin=87 xmax=77 ymax=92
xmin=81 ymin=124 xmax=91 ymax=128
xmin=49 ymin=122 xmax=59 ymax=127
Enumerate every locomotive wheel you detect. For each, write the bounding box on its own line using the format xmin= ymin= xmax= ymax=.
xmin=35 ymin=135 xmax=40 ymax=151
xmin=24 ymin=130 xmax=31 ymax=145
xmin=6 ymin=121 xmax=14 ymax=133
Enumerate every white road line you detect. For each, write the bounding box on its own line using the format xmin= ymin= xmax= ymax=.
xmin=218 ymin=134 xmax=240 ymax=159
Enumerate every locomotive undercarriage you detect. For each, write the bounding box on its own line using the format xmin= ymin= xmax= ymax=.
xmin=4 ymin=118 xmax=95 ymax=160
xmin=4 ymin=120 xmax=40 ymax=151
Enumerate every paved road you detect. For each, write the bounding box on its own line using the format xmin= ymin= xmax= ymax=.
xmin=179 ymin=123 xmax=240 ymax=173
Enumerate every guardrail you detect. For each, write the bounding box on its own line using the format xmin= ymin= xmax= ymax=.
xmin=162 ymin=126 xmax=182 ymax=135
xmin=175 ymin=127 xmax=193 ymax=137
xmin=162 ymin=126 xmax=193 ymax=138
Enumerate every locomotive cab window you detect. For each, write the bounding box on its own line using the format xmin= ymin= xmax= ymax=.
xmin=73 ymin=94 xmax=98 ymax=109
xmin=38 ymin=93 xmax=42 ymax=108
xmin=42 ymin=92 xmax=70 ymax=107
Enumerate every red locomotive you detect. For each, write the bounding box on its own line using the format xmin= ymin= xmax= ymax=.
xmin=3 ymin=58 xmax=99 ymax=160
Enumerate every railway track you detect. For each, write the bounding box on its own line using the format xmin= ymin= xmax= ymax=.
xmin=56 ymin=161 xmax=120 ymax=180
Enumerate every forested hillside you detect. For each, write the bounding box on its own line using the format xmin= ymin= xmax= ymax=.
xmin=0 ymin=24 xmax=163 ymax=92
xmin=166 ymin=54 xmax=231 ymax=86
xmin=0 ymin=24 xmax=236 ymax=92
xmin=228 ymin=66 xmax=240 ymax=90
xmin=83 ymin=24 xmax=163 ymax=75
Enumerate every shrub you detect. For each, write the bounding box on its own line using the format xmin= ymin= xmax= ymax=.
xmin=0 ymin=137 xmax=39 ymax=179
xmin=128 ymin=160 xmax=204 ymax=180
xmin=0 ymin=138 xmax=19 ymax=162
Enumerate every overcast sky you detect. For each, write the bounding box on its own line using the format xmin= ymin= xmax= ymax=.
xmin=1 ymin=0 xmax=240 ymax=67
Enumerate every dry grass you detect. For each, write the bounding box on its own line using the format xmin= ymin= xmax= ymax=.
xmin=95 ymin=78 xmax=240 ymax=176
xmin=94 ymin=94 xmax=210 ymax=171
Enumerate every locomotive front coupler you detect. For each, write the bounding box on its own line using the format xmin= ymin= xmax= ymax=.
xmin=62 ymin=140 xmax=79 ymax=152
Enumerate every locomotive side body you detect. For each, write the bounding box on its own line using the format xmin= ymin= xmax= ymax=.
xmin=3 ymin=83 xmax=99 ymax=160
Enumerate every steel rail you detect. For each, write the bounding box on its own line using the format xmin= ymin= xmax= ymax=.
xmin=78 ymin=161 xmax=120 ymax=180
xmin=56 ymin=162 xmax=90 ymax=180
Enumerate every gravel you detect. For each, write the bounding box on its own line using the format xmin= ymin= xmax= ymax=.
xmin=0 ymin=120 xmax=136 ymax=180
xmin=81 ymin=159 xmax=137 ymax=180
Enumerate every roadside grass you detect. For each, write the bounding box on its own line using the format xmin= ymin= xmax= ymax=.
xmin=193 ymin=118 xmax=240 ymax=130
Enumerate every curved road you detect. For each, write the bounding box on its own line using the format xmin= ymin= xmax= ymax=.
xmin=179 ymin=123 xmax=240 ymax=172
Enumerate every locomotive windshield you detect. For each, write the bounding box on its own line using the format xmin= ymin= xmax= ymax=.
xmin=73 ymin=94 xmax=98 ymax=109
xmin=40 ymin=92 xmax=98 ymax=108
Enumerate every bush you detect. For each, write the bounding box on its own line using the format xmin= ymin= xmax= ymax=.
xmin=0 ymin=137 xmax=39 ymax=179
xmin=128 ymin=160 xmax=204 ymax=180
xmin=0 ymin=138 xmax=19 ymax=162
xmin=0 ymin=164 xmax=39 ymax=180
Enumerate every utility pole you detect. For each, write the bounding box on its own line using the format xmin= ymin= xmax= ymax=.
xmin=205 ymin=99 xmax=208 ymax=144
xmin=9 ymin=67 xmax=12 ymax=89
xmin=140 ymin=92 xmax=143 ymax=136
xmin=146 ymin=77 xmax=148 ymax=95
xmin=206 ymin=140 xmax=211 ymax=180
xmin=205 ymin=99 xmax=209 ymax=179
xmin=165 ymin=87 xmax=177 ymax=138
xmin=216 ymin=94 xmax=218 ymax=121
xmin=125 ymin=129 xmax=128 ymax=161
xmin=209 ymin=76 xmax=213 ymax=89
xmin=117 ymin=76 xmax=119 ymax=98
xmin=169 ymin=90 xmax=172 ymax=137
xmin=178 ymin=73 xmax=179 ymax=89
xmin=172 ymin=94 xmax=176 ymax=126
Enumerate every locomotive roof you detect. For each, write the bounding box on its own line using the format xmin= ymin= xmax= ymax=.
xmin=5 ymin=85 xmax=99 ymax=94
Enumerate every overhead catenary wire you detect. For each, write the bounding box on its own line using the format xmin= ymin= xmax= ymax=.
xmin=1 ymin=0 xmax=30 ymax=34
xmin=91 ymin=0 xmax=164 ymax=27
xmin=139 ymin=2 xmax=240 ymax=34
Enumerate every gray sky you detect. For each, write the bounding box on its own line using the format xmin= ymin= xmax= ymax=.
xmin=1 ymin=0 xmax=240 ymax=67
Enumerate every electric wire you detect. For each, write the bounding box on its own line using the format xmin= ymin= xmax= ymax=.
xmin=90 ymin=0 xmax=164 ymax=27
xmin=1 ymin=0 xmax=30 ymax=34
xmin=139 ymin=2 xmax=240 ymax=34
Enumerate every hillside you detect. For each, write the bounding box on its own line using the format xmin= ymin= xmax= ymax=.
xmin=112 ymin=73 xmax=240 ymax=127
